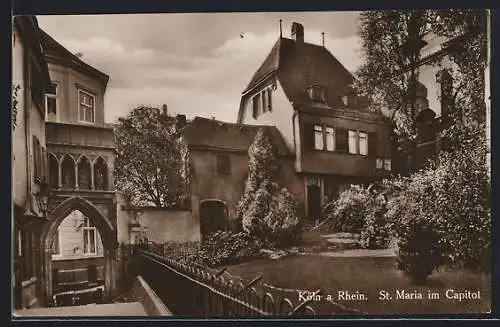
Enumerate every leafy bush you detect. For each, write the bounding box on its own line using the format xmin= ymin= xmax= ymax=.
xmin=395 ymin=218 xmax=444 ymax=285
xmin=359 ymin=194 xmax=392 ymax=249
xmin=326 ymin=185 xmax=391 ymax=249
xmin=386 ymin=142 xmax=491 ymax=281
xmin=237 ymin=129 xmax=301 ymax=247
xmin=265 ymin=188 xmax=302 ymax=247
xmin=189 ymin=231 xmax=266 ymax=267
xmin=328 ymin=185 xmax=369 ymax=234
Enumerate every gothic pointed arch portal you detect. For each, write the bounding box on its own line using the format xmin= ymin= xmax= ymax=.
xmin=39 ymin=196 xmax=118 ymax=306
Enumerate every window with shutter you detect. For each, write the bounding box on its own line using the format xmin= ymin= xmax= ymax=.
xmin=325 ymin=127 xmax=335 ymax=151
xmin=252 ymin=94 xmax=260 ymax=119
xmin=368 ymin=132 xmax=378 ymax=157
xmin=348 ymin=130 xmax=358 ymax=154
xmin=336 ymin=129 xmax=348 ymax=152
xmin=267 ymin=88 xmax=272 ymax=112
xmin=216 ymin=154 xmax=231 ymax=175
xmin=303 ymin=123 xmax=315 ymax=151
xmin=262 ymin=90 xmax=268 ymax=113
xmin=359 ymin=132 xmax=368 ymax=156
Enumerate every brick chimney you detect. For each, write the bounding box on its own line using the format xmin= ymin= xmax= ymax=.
xmin=291 ymin=22 xmax=304 ymax=43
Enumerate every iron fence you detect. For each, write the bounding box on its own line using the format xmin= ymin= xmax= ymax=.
xmin=123 ymin=243 xmax=361 ymax=316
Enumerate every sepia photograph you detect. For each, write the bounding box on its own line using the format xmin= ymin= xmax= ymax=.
xmin=11 ymin=9 xmax=491 ymax=317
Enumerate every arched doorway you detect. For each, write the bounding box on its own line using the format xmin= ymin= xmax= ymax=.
xmin=39 ymin=196 xmax=118 ymax=306
xmin=199 ymin=199 xmax=228 ymax=238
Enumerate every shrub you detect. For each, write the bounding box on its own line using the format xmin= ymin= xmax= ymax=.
xmin=328 ymin=185 xmax=370 ymax=234
xmin=265 ymin=188 xmax=302 ymax=248
xmin=395 ymin=218 xmax=444 ymax=285
xmin=189 ymin=231 xmax=266 ymax=267
xmin=237 ymin=129 xmax=301 ymax=247
xmin=326 ymin=185 xmax=391 ymax=249
xmin=386 ymin=141 xmax=491 ymax=281
xmin=359 ymin=193 xmax=392 ymax=249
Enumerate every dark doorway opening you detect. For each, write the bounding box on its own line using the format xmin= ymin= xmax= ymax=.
xmin=307 ymin=184 xmax=321 ymax=221
xmin=200 ymin=200 xmax=228 ymax=238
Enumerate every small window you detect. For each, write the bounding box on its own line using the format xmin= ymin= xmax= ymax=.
xmin=325 ymin=127 xmax=335 ymax=151
xmin=376 ymin=158 xmax=384 ymax=170
xmin=252 ymin=93 xmax=261 ymax=119
xmin=384 ymin=159 xmax=392 ymax=171
xmin=262 ymin=90 xmax=268 ymax=113
xmin=216 ymin=154 xmax=231 ymax=175
xmin=308 ymin=86 xmax=326 ymax=102
xmin=314 ymin=125 xmax=324 ymax=150
xmin=45 ymin=83 xmax=58 ymax=121
xmin=78 ymin=89 xmax=95 ymax=123
xmin=348 ymin=130 xmax=358 ymax=154
xmin=267 ymin=88 xmax=272 ymax=112
xmin=359 ymin=132 xmax=368 ymax=156
xmin=82 ymin=217 xmax=97 ymax=255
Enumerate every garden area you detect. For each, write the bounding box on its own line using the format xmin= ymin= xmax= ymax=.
xmin=180 ymin=122 xmax=491 ymax=315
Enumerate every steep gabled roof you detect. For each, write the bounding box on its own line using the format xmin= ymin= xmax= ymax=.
xmin=242 ymin=37 xmax=355 ymax=108
xmin=182 ymin=117 xmax=292 ymax=156
xmin=244 ymin=38 xmax=282 ymax=92
xmin=39 ymin=29 xmax=109 ymax=88
xmin=13 ymin=16 xmax=52 ymax=91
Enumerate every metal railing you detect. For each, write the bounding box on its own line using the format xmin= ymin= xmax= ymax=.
xmin=123 ymin=244 xmax=361 ymax=316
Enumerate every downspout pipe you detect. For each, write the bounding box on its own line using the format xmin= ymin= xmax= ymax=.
xmin=23 ymin=37 xmax=34 ymax=218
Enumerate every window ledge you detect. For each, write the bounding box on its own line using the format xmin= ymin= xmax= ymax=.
xmin=52 ymin=254 xmax=104 ymax=261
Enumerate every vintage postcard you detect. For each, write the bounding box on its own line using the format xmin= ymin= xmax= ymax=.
xmin=12 ymin=10 xmax=491 ymax=317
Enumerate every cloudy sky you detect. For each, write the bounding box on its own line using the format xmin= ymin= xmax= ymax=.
xmin=37 ymin=12 xmax=362 ymax=123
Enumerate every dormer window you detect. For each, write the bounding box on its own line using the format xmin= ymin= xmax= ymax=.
xmin=307 ymin=85 xmax=326 ymax=103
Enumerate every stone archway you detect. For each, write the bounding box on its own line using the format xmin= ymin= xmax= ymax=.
xmin=39 ymin=196 xmax=118 ymax=306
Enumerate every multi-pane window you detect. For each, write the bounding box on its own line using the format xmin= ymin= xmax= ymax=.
xmin=314 ymin=125 xmax=324 ymax=150
xmin=307 ymin=125 xmax=373 ymax=157
xmin=308 ymin=85 xmax=326 ymax=102
xmin=384 ymin=159 xmax=392 ymax=171
xmin=78 ymin=90 xmax=95 ymax=123
xmin=325 ymin=127 xmax=335 ymax=151
xmin=376 ymin=158 xmax=392 ymax=171
xmin=45 ymin=83 xmax=58 ymax=121
xmin=348 ymin=130 xmax=369 ymax=156
xmin=359 ymin=132 xmax=368 ymax=156
xmin=216 ymin=154 xmax=231 ymax=175
xmin=313 ymin=125 xmax=335 ymax=151
xmin=83 ymin=217 xmax=97 ymax=255
xmin=251 ymin=88 xmax=273 ymax=119
xmin=348 ymin=130 xmax=358 ymax=154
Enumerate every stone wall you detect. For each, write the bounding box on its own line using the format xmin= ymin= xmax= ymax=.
xmin=117 ymin=195 xmax=201 ymax=245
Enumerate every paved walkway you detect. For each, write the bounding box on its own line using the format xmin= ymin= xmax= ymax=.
xmin=14 ymin=302 xmax=148 ymax=317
